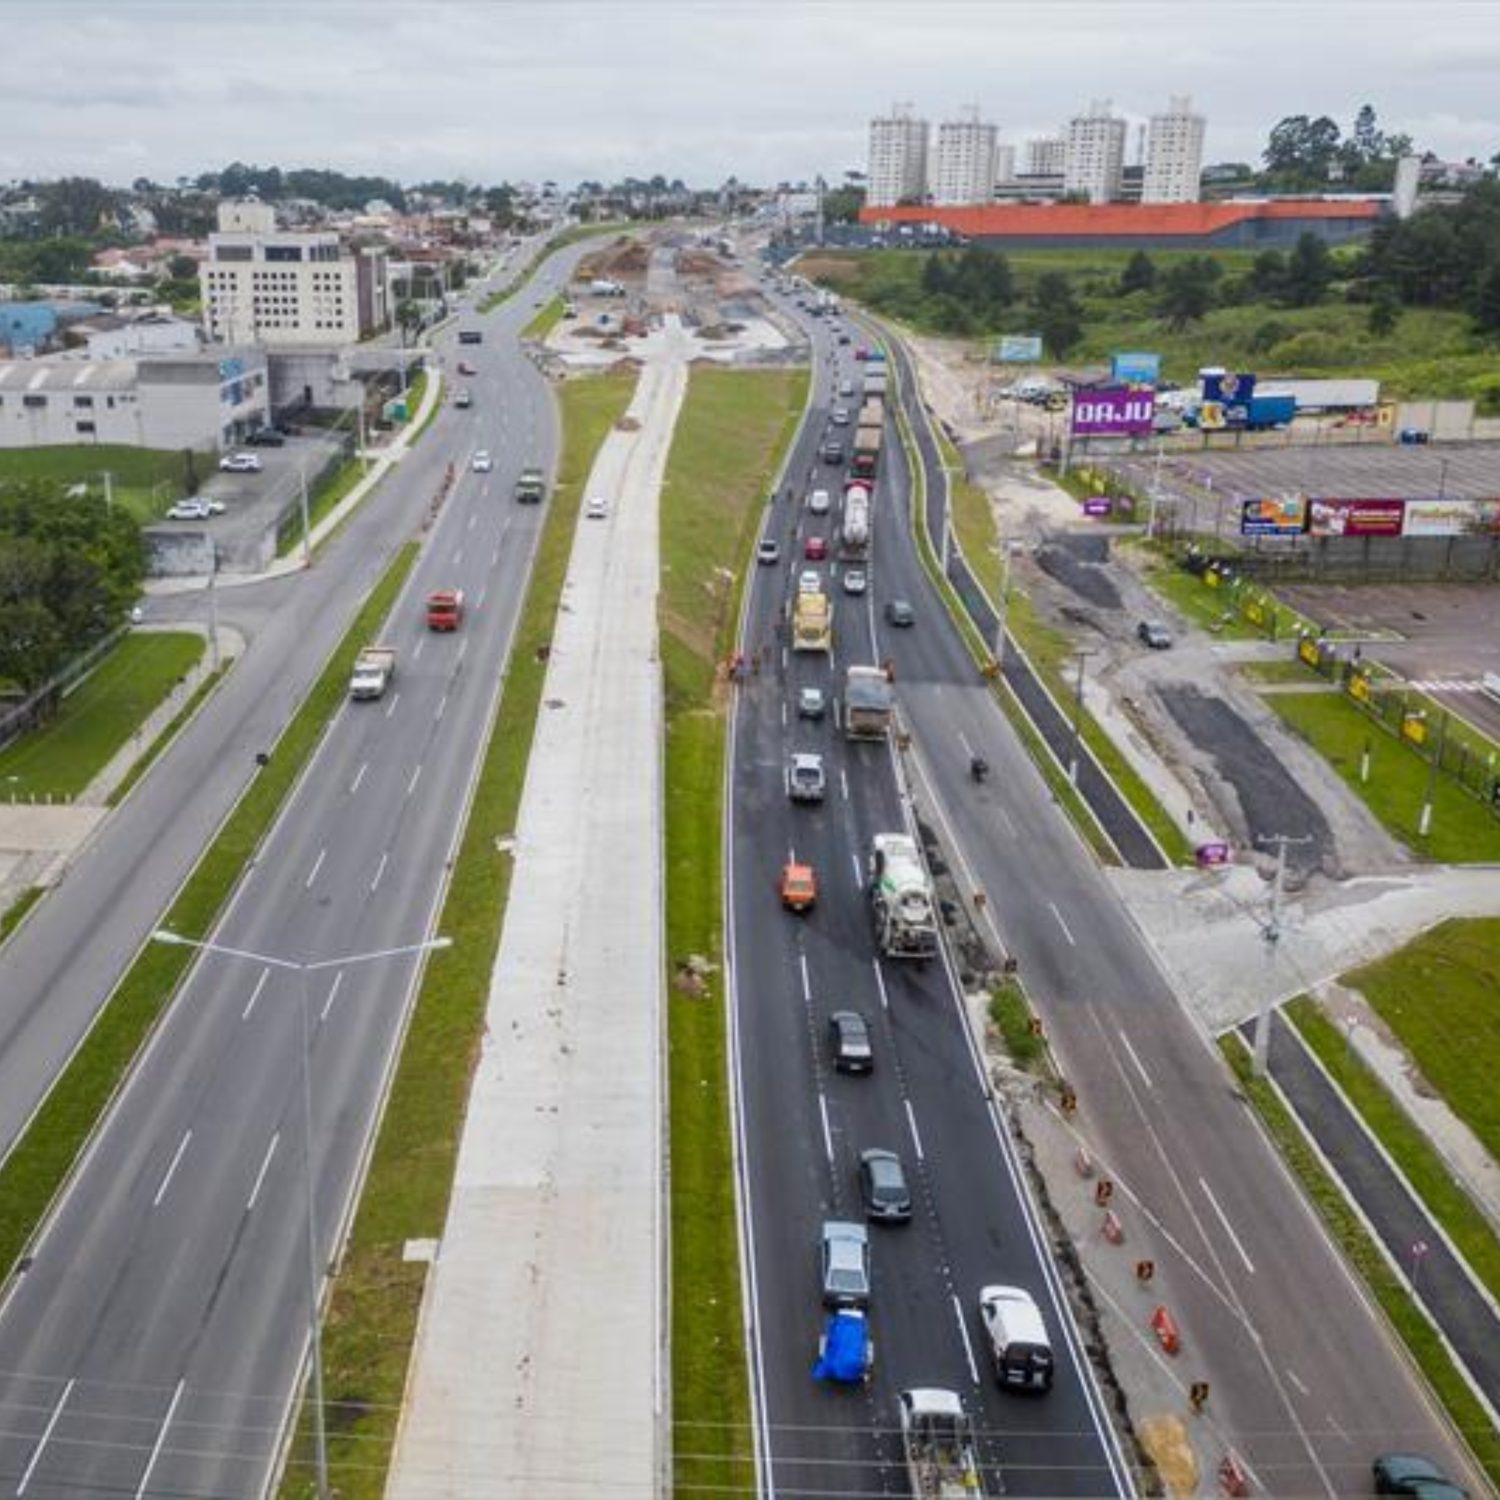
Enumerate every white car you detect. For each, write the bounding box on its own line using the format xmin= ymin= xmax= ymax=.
xmin=798 ymin=569 xmax=822 ymax=594
xmin=842 ymin=568 xmax=868 ymax=595
xmin=807 ymin=489 xmax=831 ymax=515
xmin=830 ymin=408 xmax=851 ymax=427
xmin=586 ymin=495 xmax=609 ymax=519
xmin=472 ymin=450 xmax=493 ymax=472
xmin=218 ymin=452 xmax=262 ymax=473
xmin=166 ymin=499 xmax=213 ymax=521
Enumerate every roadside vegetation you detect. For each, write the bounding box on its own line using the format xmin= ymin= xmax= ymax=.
xmin=0 ymin=887 xmax=43 ymax=946
xmin=988 ymin=976 xmax=1048 ymax=1073
xmin=0 ymin=631 xmax=204 ymax=799
xmin=0 ymin=445 xmax=195 ymax=522
xmin=522 ymin=293 xmax=566 ymax=341
xmin=658 ymin=365 xmax=807 ymax=1496
xmin=284 ymin=371 xmax=635 ymax=1499
xmin=107 ymin=662 xmax=230 ymax=807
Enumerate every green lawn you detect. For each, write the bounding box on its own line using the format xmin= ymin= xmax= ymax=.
xmin=285 ymin=371 xmax=637 ymax=1499
xmin=0 ymin=444 xmax=200 ymax=522
xmin=277 ymin=453 xmax=364 ymax=557
xmin=1265 ymin=689 xmax=1500 ymax=861
xmin=933 ymin=423 xmax=1003 ymax=601
xmin=658 ymin=365 xmax=806 ymax=1496
xmin=0 ymin=632 xmax=204 ymax=799
xmin=521 ymin=294 xmax=566 ymax=341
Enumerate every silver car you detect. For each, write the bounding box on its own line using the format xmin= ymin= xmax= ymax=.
xmin=820 ymin=1220 xmax=871 ymax=1307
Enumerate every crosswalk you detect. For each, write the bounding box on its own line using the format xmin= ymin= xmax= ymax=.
xmin=1406 ymin=678 xmax=1488 ymax=694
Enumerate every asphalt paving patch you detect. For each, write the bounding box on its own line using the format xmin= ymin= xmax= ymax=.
xmin=1035 ymin=534 xmax=1122 ymax=610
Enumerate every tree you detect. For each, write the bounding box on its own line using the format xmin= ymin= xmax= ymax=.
xmin=822 ymin=185 xmax=866 ymax=224
xmin=1352 ymin=104 xmax=1384 ymax=164
xmin=1284 ymin=233 xmax=1334 ymax=306
xmin=1118 ymin=250 xmax=1156 ymax=295
xmin=1157 ymin=257 xmax=1220 ymax=329
xmin=1262 ymin=115 xmax=1343 ymax=187
xmin=1032 ymin=271 xmax=1084 ymax=357
xmin=1472 ymin=262 xmax=1500 ymax=333
xmin=1246 ymin=250 xmax=1287 ymax=302
xmin=1367 ymin=285 xmax=1401 ymax=336
xmin=167 ymin=254 xmax=197 ymax=281
xmin=36 ymin=177 xmax=118 ymax=236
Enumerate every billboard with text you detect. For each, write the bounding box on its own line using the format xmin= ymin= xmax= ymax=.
xmin=1240 ymin=496 xmax=1308 ymax=536
xmin=995 ymin=335 xmax=1043 ymax=363
xmin=1111 ymin=351 xmax=1162 ymax=385
xmin=1307 ymin=498 xmax=1406 ymax=537
xmin=1070 ymin=387 xmax=1155 ymax=436
xmin=1402 ymin=498 xmax=1500 ymax=536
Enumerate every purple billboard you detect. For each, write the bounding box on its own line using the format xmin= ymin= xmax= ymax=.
xmin=1070 ymin=387 xmax=1156 ymax=437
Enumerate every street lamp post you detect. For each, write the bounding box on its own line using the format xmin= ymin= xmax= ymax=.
xmin=151 ymin=928 xmax=451 ymax=1499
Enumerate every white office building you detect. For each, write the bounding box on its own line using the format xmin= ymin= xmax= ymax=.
xmin=994 ymin=143 xmax=1017 ymax=187
xmin=867 ymin=107 xmax=930 ymax=208
xmin=1065 ymin=102 xmax=1127 ymax=203
xmin=199 ymin=199 xmax=388 ymax=347
xmin=1143 ymin=97 xmax=1206 ymax=203
xmin=932 ymin=110 xmax=998 ymax=206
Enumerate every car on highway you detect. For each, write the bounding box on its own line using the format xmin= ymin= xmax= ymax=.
xmin=472 ymin=450 xmax=493 ymax=472
xmin=830 ymin=408 xmax=851 ymax=427
xmin=244 ymin=428 xmax=285 ymax=447
xmin=165 ymin=498 xmax=219 ymax=521
xmin=780 ymin=861 xmax=817 ymax=912
xmin=457 ymin=360 xmax=477 ymax=376
xmin=797 ymin=569 xmax=822 ymax=594
xmin=820 ymin=440 xmax=845 ymax=465
xmin=837 ymin=332 xmax=851 ymax=345
xmin=884 ymin=598 xmax=915 ymax=627
xmin=1373 ymin=1454 xmax=1469 ymax=1497
xmin=820 ymin=1220 xmax=871 ymax=1307
xmin=1137 ymin=619 xmax=1173 ymax=649
xmin=805 ymin=536 xmax=828 ymax=561
xmin=219 ymin=452 xmax=262 ymax=473
xmin=829 ymin=1011 xmax=873 ymax=1074
xmin=842 ymin=568 xmax=867 ymax=596
xmin=979 ymin=1285 xmax=1054 ymax=1391
xmin=797 ymin=686 xmax=826 ymax=720
xmin=854 ymin=346 xmax=870 ymax=360
xmin=586 ymin=496 xmax=609 ymax=519
xmin=858 ymin=1148 xmax=912 ymax=1222
xmin=807 ymin=488 xmax=831 ymax=514
xmin=757 ymin=537 xmax=781 ymax=565
xmin=788 ymin=753 xmax=826 ymax=803
xmin=454 ymin=389 xmax=473 ymax=408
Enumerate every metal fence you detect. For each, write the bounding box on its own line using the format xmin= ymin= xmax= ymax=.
xmin=0 ymin=623 xmax=128 ymax=754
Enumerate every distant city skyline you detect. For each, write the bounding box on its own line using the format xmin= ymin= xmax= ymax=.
xmin=2 ymin=1 xmax=1498 ymax=186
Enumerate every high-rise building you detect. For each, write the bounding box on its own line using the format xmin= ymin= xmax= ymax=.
xmin=867 ymin=105 xmax=930 ymax=208
xmin=1065 ymin=101 xmax=1127 ymax=203
xmin=932 ymin=108 xmax=998 ymax=206
xmin=1025 ymin=136 xmax=1068 ymax=177
xmin=994 ymin=143 xmax=1017 ymax=187
xmin=1142 ymin=96 xmax=1206 ymax=203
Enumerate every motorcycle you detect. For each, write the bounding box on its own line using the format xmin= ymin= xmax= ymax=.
xmin=970 ymin=755 xmax=989 ymax=784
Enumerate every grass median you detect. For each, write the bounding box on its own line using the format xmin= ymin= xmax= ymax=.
xmin=281 ymin=370 xmax=636 ymax=1499
xmin=522 ymin=294 xmax=566 ymax=342
xmin=0 ymin=542 xmax=418 ymax=1285
xmin=659 ymin=366 xmax=807 ymax=1496
xmin=107 ymin=662 xmax=230 ymax=808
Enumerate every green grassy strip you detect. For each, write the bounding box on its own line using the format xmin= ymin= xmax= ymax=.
xmin=277 ymin=455 xmax=365 ymax=558
xmin=402 ymin=370 xmax=437 ymax=445
xmin=1286 ymin=996 xmax=1500 ymax=1309
xmin=988 ymin=977 xmax=1049 ymax=1074
xmin=930 ymin=423 xmax=1003 ymax=601
xmin=0 ymin=444 xmax=200 ymax=521
xmin=107 ymin=662 xmax=230 ymax=808
xmin=657 ymin=367 xmax=807 ymax=1496
xmin=280 ymin=371 xmax=636 ymax=1499
xmin=475 ymin=223 xmax=629 ymax=315
xmin=1220 ymin=1035 xmax=1500 ymax=1486
xmin=0 ymin=633 xmax=205 ymax=799
xmin=522 ymin=294 xmax=566 ymax=342
xmin=0 ymin=887 xmax=43 ymax=947
xmin=0 ymin=543 xmax=418 ymax=1283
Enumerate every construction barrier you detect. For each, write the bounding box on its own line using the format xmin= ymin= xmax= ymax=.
xmin=1102 ymin=1211 xmax=1124 ymax=1245
xmin=1151 ymin=1304 xmax=1181 ymax=1356
xmin=1135 ymin=1259 xmax=1154 ymax=1283
xmin=1218 ymin=1450 xmax=1250 ymax=1497
xmin=1094 ymin=1179 xmax=1114 ymax=1206
xmin=1190 ymin=1381 xmax=1210 ymax=1414
xmin=1073 ymin=1147 xmax=1095 ymax=1179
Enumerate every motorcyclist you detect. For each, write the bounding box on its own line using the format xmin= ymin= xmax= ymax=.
xmin=970 ymin=754 xmax=989 ymax=783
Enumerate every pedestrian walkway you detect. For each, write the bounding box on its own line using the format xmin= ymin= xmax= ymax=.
xmin=388 ymin=324 xmax=691 ymax=1498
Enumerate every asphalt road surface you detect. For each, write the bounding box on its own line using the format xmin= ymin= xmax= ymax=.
xmin=729 ymin=280 xmax=1131 ymax=1499
xmin=0 ymin=236 xmax=597 ymax=1497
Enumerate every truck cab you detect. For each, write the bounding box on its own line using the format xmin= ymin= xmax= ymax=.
xmin=426 ymin=589 xmax=465 ymax=631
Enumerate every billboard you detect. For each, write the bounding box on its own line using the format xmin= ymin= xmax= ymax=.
xmin=1403 ymin=498 xmax=1500 ymax=536
xmin=1307 ymin=498 xmax=1405 ymax=537
xmin=1240 ymin=495 xmax=1308 ymax=536
xmin=1111 ymin=351 xmax=1162 ymax=385
xmin=995 ymin=335 xmax=1044 ymax=363
xmin=1070 ymin=387 xmax=1156 ymax=436
xmin=1201 ymin=370 xmax=1257 ymax=405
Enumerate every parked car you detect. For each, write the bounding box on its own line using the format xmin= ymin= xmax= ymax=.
xmin=1373 ymin=1454 xmax=1469 ymax=1497
xmin=244 ymin=428 xmax=285 ymax=447
xmin=829 ymin=1011 xmax=873 ymax=1074
xmin=1137 ymin=619 xmax=1173 ymax=650
xmin=757 ymin=537 xmax=781 ymax=565
xmin=219 ymin=452 xmax=262 ymax=473
xmin=858 ymin=1148 xmax=912 ymax=1222
xmin=820 ymin=1220 xmax=871 ymax=1307
xmin=457 ymin=360 xmax=477 ymax=375
xmin=472 ymin=450 xmax=493 ymax=472
xmin=166 ymin=499 xmax=217 ymax=521
xmin=454 ymin=389 xmax=473 ymax=408
xmin=884 ymin=599 xmax=915 ymax=627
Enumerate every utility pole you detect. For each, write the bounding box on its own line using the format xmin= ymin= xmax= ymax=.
xmin=1252 ymin=833 xmax=1312 ymax=1076
xmin=207 ymin=542 xmax=220 ymax=673
xmin=299 ymin=464 xmax=312 ymax=568
xmin=102 ymin=470 xmax=115 ymax=514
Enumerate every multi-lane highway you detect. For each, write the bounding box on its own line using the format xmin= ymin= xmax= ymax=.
xmin=729 ymin=284 xmax=1131 ymax=1497
xmin=0 ymin=239 xmax=590 ymax=1496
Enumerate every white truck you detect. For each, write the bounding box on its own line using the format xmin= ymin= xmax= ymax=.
xmin=898 ymin=1388 xmax=986 ymax=1499
xmin=841 ymin=483 xmax=871 ymax=561
xmin=843 ymin=664 xmax=893 ymax=740
xmin=349 ymin=646 xmax=397 ymax=701
xmin=869 ymin=833 xmax=938 ymax=959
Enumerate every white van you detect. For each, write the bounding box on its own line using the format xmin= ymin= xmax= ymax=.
xmin=979 ymin=1285 xmax=1053 ymax=1391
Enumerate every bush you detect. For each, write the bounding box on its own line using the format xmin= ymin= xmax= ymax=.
xmin=1267 ymin=329 xmax=1360 ymax=367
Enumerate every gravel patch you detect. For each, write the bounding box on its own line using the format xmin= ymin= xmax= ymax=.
xmin=1034 ymin=534 xmax=1123 ymax=610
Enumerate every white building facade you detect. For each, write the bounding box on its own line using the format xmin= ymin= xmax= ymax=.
xmin=1065 ymin=102 xmax=1127 ymax=203
xmin=1025 ymin=136 xmax=1068 ymax=177
xmin=932 ymin=112 xmax=998 ymax=206
xmin=867 ymin=108 xmax=930 ymax=208
xmin=1142 ymin=97 xmax=1206 ymax=203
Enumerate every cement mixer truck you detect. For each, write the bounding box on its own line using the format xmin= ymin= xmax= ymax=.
xmin=869 ymin=833 xmax=938 ymax=959
xmin=841 ymin=482 xmax=871 ymax=562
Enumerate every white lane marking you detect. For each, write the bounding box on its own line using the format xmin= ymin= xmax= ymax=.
xmin=957 ymin=730 xmax=974 ymax=760
xmin=798 ymin=954 xmax=811 ymax=1002
xmin=370 ymin=852 xmax=388 ymax=893
xmin=452 ymin=547 xmax=463 ymax=566
xmin=436 ymin=693 xmax=448 ymax=722
xmin=477 ymin=585 xmax=488 ymax=608
xmin=457 ymin=639 xmax=468 ymax=664
xmin=873 ymin=959 xmax=890 ymax=1012
xmin=133 ymin=1379 xmax=185 ymax=1500
xmin=1199 ymin=1175 xmax=1256 ymax=1275
xmin=153 ymin=1130 xmax=192 ymax=1207
xmin=413 ymin=637 xmax=425 ymax=661
xmin=1286 ymin=1367 xmax=1310 ymax=1396
xmin=840 ymin=767 xmax=849 ymax=801
xmin=1117 ymin=1027 xmax=1154 ymax=1089
xmin=904 ymin=1099 xmax=926 ymax=1162
xmin=780 ymin=701 xmax=787 ymax=728
xmin=468 ymin=513 xmax=477 ymax=531
xmin=407 ymin=763 xmax=423 ymax=797
xmin=1048 ymin=901 xmax=1076 ymax=945
xmin=491 ymin=545 xmax=501 ymax=566
xmin=17 ymin=1378 xmax=75 ymax=1495
xmin=242 ymin=966 xmax=271 ymax=1021
xmin=320 ymin=970 xmax=344 ymax=1022
xmin=850 ymin=853 xmax=861 ymax=885
xmin=384 ymin=690 xmax=401 ymax=719
xmin=349 ymin=761 xmax=368 ymax=795
xmin=818 ymin=1094 xmax=834 ymax=1167
xmin=952 ymin=1294 xmax=980 ymax=1385
xmin=246 ymin=1133 xmax=280 ymax=1211
xmin=304 ymin=847 xmax=326 ymax=889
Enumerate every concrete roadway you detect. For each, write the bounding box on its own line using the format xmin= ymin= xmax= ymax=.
xmin=0 ymin=239 xmax=594 ymax=1496
xmin=860 ymin=330 xmax=1475 ymax=1493
xmin=729 ymin=284 xmax=1130 ymax=1498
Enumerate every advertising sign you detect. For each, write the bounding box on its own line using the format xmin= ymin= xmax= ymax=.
xmin=1070 ymin=387 xmax=1156 ymax=436
xmin=1111 ymin=351 xmax=1162 ymax=385
xmin=1083 ymin=496 xmax=1113 ymax=516
xmin=1240 ymin=496 xmax=1308 ymax=536
xmin=1403 ymin=499 xmax=1500 ymax=537
xmin=1201 ymin=370 xmax=1257 ymax=404
xmin=1194 ymin=842 xmax=1232 ymax=868
xmin=1307 ymin=498 xmax=1406 ymax=538
xmin=995 ymin=335 xmax=1044 ymax=363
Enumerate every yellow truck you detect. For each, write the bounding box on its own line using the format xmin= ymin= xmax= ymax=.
xmin=793 ymin=591 xmax=833 ymax=653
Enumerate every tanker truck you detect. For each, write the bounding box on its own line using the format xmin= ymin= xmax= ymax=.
xmin=841 ymin=482 xmax=871 ymax=562
xmin=869 ymin=833 xmax=938 ymax=959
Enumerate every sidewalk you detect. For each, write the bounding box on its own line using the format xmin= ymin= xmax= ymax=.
xmin=388 ymin=326 xmax=689 ymax=1497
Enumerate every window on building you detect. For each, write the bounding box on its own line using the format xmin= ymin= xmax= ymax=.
xmin=216 ymin=245 xmax=253 ymax=262
xmin=265 ymin=245 xmax=303 ymax=262
xmin=76 ymin=421 xmax=96 ymax=434
xmin=74 ymin=395 xmax=94 ymax=407
xmin=22 ymin=394 xmax=46 ymax=409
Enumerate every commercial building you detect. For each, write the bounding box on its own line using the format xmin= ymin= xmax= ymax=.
xmin=81 ymin=313 xmax=200 ymax=361
xmin=199 ymin=199 xmax=388 ymax=346
xmin=994 ymin=143 xmax=1017 ymax=187
xmin=867 ymin=106 xmax=929 ymax=208
xmin=1025 ymin=136 xmax=1068 ymax=177
xmin=932 ymin=110 xmax=998 ymax=207
xmin=1143 ymin=97 xmax=1206 ymax=203
xmin=1065 ymin=102 xmax=1127 ymax=203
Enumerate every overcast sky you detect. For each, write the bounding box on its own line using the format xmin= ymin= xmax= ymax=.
xmin=4 ymin=0 xmax=1499 ymax=189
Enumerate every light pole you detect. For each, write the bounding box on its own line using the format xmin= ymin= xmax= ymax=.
xmin=150 ymin=928 xmax=452 ymax=1499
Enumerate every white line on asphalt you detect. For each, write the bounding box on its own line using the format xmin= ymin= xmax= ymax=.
xmin=320 ymin=971 xmax=343 ymax=1021
xmin=873 ymin=959 xmax=889 ymax=1012
xmin=17 ymin=1378 xmax=74 ymax=1495
xmin=818 ymin=1093 xmax=834 ymax=1167
xmin=905 ymin=1099 xmax=926 ymax=1162
xmin=957 ymin=730 xmax=974 ymax=760
xmin=780 ymin=701 xmax=787 ymax=728
xmin=349 ymin=761 xmax=368 ymax=795
xmin=385 ymin=690 xmax=401 ymax=718
xmin=133 ymin=1380 xmax=185 ymax=1500
xmin=468 ymin=513 xmax=477 ymax=531
xmin=153 ymin=1130 xmax=192 ymax=1207
xmin=799 ymin=954 xmax=811 ymax=1002
xmin=407 ymin=763 xmax=422 ymax=797
xmin=452 ymin=547 xmax=463 ymax=566
xmin=951 ymin=1294 xmax=980 ymax=1385
xmin=457 ymin=639 xmax=468 ymax=664
xmin=1286 ymin=1368 xmax=1310 ymax=1396
xmin=1326 ymin=1411 xmax=1350 ymax=1444
xmin=1048 ymin=901 xmax=1076 ymax=945
xmin=242 ymin=966 xmax=271 ymax=1021
xmin=840 ymin=767 xmax=849 ymax=801
xmin=413 ymin=637 xmax=424 ymax=661
xmin=851 ymin=852 xmax=861 ymax=885
xmin=1199 ymin=1175 xmax=1256 ymax=1275
xmin=477 ymin=585 xmax=488 ymax=608
xmin=246 ymin=1133 xmax=279 ymax=1211
xmin=491 ymin=545 xmax=501 ymax=566
xmin=305 ymin=847 xmax=326 ymax=889
xmin=436 ymin=693 xmax=448 ymax=722
xmin=371 ymin=852 xmax=388 ymax=892
xmin=1117 ymin=1027 xmax=1153 ymax=1088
